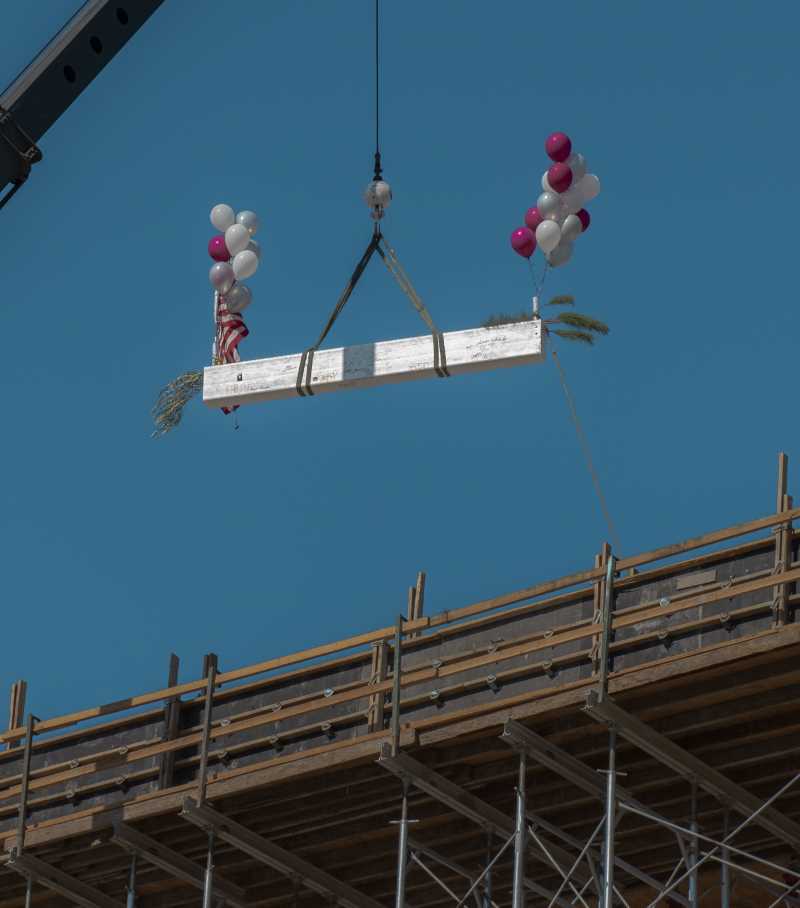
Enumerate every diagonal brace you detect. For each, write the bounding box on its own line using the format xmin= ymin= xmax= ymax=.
xmin=377 ymin=742 xmax=590 ymax=888
xmin=111 ymin=822 xmax=247 ymax=908
xmin=8 ymin=852 xmax=122 ymax=908
xmin=502 ymin=719 xmax=690 ymax=907
xmin=584 ymin=692 xmax=800 ymax=850
xmin=181 ymin=797 xmax=383 ymax=908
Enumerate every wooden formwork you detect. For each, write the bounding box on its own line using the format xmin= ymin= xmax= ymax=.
xmin=0 ymin=457 xmax=798 ymax=907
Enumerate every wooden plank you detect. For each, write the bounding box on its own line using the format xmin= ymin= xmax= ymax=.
xmin=416 ymin=625 xmax=800 ymax=746
xmin=5 ymin=681 xmax=26 ymax=750
xmin=4 ymin=729 xmax=415 ymax=852
xmin=613 ymin=565 xmax=800 ymax=629
xmin=0 ymin=622 xmax=422 ymax=744
xmin=202 ymin=320 xmax=544 ymax=408
xmin=157 ymin=653 xmax=180 ymax=789
xmin=367 ymin=642 xmax=388 ymax=733
xmin=616 ymin=505 xmax=800 ymax=571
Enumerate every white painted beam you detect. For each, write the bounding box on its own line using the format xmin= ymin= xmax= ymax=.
xmin=203 ymin=319 xmax=544 ymax=409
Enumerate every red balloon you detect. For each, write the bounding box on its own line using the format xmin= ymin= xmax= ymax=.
xmin=545 ymin=132 xmax=572 ymax=163
xmin=577 ymin=208 xmax=591 ymax=232
xmin=510 ymin=226 xmax=536 ymax=259
xmin=547 ymin=162 xmax=573 ymax=193
xmin=524 ymin=207 xmax=543 ymax=232
xmin=208 ymin=234 xmax=230 ymax=262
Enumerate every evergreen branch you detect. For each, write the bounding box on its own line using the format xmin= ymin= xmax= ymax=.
xmin=553 ymin=329 xmax=595 ymax=345
xmin=545 ymin=295 xmax=575 ymax=307
xmin=481 ymin=311 xmax=535 ymax=328
xmin=554 ymin=312 xmax=609 ymax=335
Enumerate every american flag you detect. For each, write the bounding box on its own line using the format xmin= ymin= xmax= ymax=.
xmin=215 ymin=293 xmax=249 ymax=414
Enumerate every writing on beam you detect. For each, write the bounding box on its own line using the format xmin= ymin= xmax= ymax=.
xmin=202 ymin=320 xmax=544 ymax=409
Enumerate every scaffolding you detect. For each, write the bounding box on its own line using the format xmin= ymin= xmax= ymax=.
xmin=1 ymin=454 xmax=799 ymax=907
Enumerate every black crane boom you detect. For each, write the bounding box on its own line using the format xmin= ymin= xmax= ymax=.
xmin=0 ymin=0 xmax=165 ymax=209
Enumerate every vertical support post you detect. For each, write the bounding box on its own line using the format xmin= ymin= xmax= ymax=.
xmin=406 ymin=571 xmax=426 ymax=638
xmin=24 ymin=878 xmax=32 ymax=908
xmin=720 ymin=809 xmax=731 ymax=908
xmin=126 ymin=853 xmax=137 ymax=908
xmin=395 ymin=783 xmax=410 ymax=908
xmin=202 ymin=829 xmax=215 ymax=908
xmin=774 ymin=453 xmax=790 ymax=626
xmin=511 ymin=752 xmax=527 ymax=908
xmin=598 ymin=551 xmax=616 ymax=702
xmin=688 ymin=780 xmax=699 ymax=908
xmin=602 ymin=728 xmax=617 ymax=908
xmin=158 ymin=653 xmax=181 ymax=789
xmin=483 ymin=832 xmax=493 ymax=908
xmin=368 ymin=640 xmax=389 ymax=732
xmin=6 ymin=680 xmax=27 ymax=750
xmin=391 ymin=616 xmax=404 ymax=756
xmin=197 ymin=654 xmax=218 ymax=804
xmin=15 ymin=713 xmax=36 ymax=855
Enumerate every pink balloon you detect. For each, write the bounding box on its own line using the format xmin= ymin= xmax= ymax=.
xmin=547 ymin=162 xmax=573 ymax=193
xmin=577 ymin=208 xmax=591 ymax=232
xmin=208 ymin=234 xmax=230 ymax=262
xmin=524 ymin=207 xmax=543 ymax=232
xmin=545 ymin=132 xmax=572 ymax=163
xmin=510 ymin=226 xmax=536 ymax=259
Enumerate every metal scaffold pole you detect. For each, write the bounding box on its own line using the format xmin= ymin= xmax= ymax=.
xmin=126 ymin=853 xmax=137 ymax=908
xmin=395 ymin=783 xmax=410 ymax=908
xmin=511 ymin=752 xmax=527 ymax=908
xmin=689 ymin=781 xmax=699 ymax=908
xmin=202 ymin=829 xmax=215 ymax=908
xmin=602 ymin=728 xmax=617 ymax=908
xmin=721 ymin=809 xmax=731 ymax=908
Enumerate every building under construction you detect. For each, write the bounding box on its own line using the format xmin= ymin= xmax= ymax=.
xmin=2 ymin=455 xmax=799 ymax=908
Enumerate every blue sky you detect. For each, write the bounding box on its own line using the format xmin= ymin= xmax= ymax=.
xmin=2 ymin=1 xmax=798 ymax=722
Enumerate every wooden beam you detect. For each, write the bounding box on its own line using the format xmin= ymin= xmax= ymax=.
xmin=181 ymin=797 xmax=384 ymax=908
xmin=7 ymin=852 xmax=122 ymax=908
xmin=377 ymin=743 xmax=591 ymax=887
xmin=5 ymin=681 xmax=26 ymax=750
xmin=202 ymin=320 xmax=544 ymax=408
xmin=584 ymin=692 xmax=800 ymax=850
xmin=110 ymin=822 xmax=248 ymax=907
xmin=158 ymin=654 xmax=181 ymax=789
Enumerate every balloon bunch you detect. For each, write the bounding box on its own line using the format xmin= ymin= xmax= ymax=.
xmin=510 ymin=132 xmax=601 ymax=269
xmin=207 ymin=203 xmax=261 ymax=313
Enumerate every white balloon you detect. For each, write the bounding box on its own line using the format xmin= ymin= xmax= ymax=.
xmin=547 ymin=241 xmax=573 ymax=268
xmin=210 ymin=203 xmax=235 ymax=232
xmin=541 ymin=170 xmax=552 ymax=193
xmin=236 ymin=210 xmax=260 ymax=236
xmin=577 ymin=174 xmax=601 ymax=203
xmin=247 ymin=238 xmax=261 ymax=261
xmin=537 ymin=191 xmax=562 ymax=222
xmin=561 ymin=214 xmax=582 ymax=243
xmin=209 ymin=261 xmax=235 ymax=293
xmin=225 ymin=283 xmax=252 ymax=314
xmin=232 ymin=249 xmax=258 ymax=280
xmin=535 ymin=220 xmax=561 ymax=255
xmin=567 ymin=152 xmax=587 ymax=183
xmin=560 ymin=185 xmax=583 ymax=215
xmin=225 ymin=224 xmax=250 ymax=257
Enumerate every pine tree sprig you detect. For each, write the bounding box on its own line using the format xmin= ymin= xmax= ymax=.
xmin=553 ymin=312 xmax=609 ymax=335
xmin=545 ymin=295 xmax=575 ymax=307
xmin=552 ymin=329 xmax=595 ymax=345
